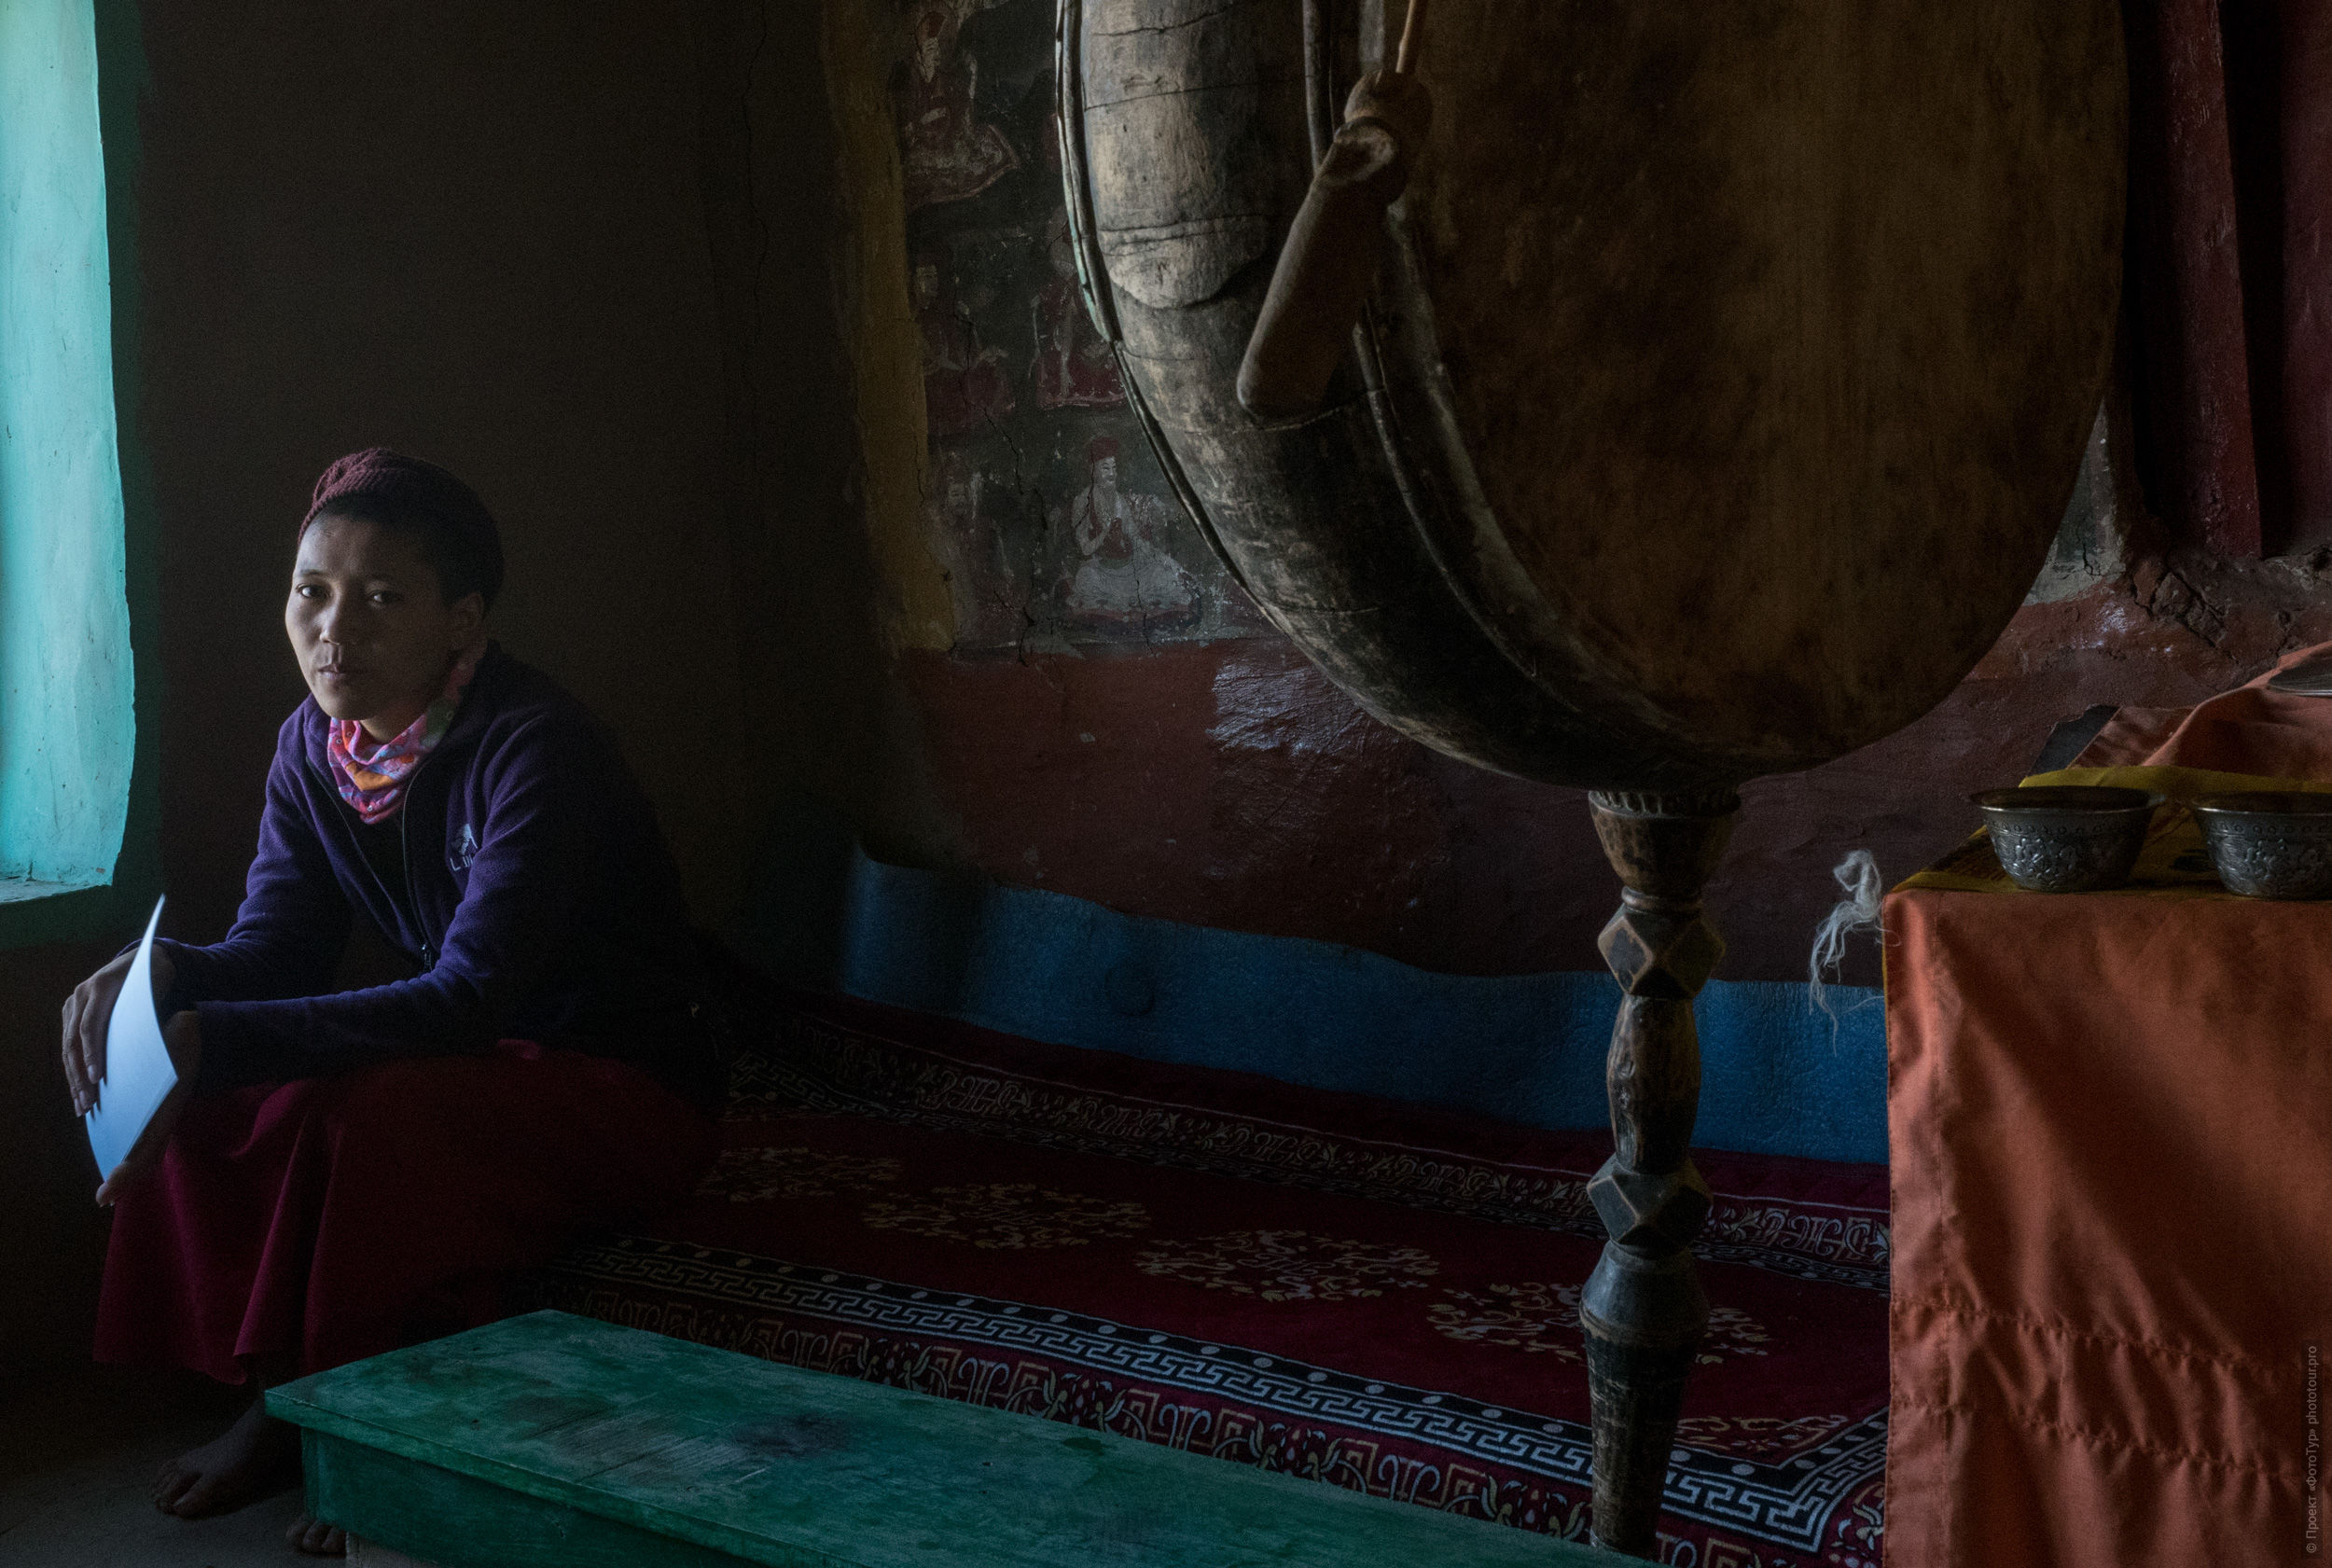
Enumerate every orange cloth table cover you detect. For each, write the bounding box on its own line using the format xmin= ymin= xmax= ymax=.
xmin=1883 ymin=647 xmax=2332 ymax=1566
xmin=2075 ymin=645 xmax=2332 ymax=777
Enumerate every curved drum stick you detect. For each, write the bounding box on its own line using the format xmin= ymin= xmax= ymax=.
xmin=1237 ymin=0 xmax=1432 ymax=420
xmin=1395 ymin=0 xmax=1427 ymax=74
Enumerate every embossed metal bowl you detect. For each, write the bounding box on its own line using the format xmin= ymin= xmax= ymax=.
xmin=2192 ymin=793 xmax=2332 ymax=899
xmin=1970 ymin=786 xmax=2162 ymax=893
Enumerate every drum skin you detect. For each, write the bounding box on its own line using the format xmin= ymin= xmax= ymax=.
xmin=1059 ymin=0 xmax=2125 ymax=790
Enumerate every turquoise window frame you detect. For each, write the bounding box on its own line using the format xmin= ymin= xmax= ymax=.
xmin=0 ymin=0 xmax=157 ymax=947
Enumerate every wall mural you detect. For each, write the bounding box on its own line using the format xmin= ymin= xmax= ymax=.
xmin=893 ymin=0 xmax=1267 ymax=651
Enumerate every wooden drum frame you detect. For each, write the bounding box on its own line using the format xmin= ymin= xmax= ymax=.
xmin=1057 ymin=0 xmax=2125 ymax=1551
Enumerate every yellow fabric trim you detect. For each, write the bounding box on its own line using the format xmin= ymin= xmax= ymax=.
xmin=1895 ymin=766 xmax=2332 ymax=897
xmin=2017 ymin=763 xmax=2332 ymax=800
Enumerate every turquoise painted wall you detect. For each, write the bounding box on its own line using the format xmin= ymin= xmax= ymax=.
xmin=729 ymin=828 xmax=1890 ymax=1166
xmin=0 ymin=0 xmax=132 ymax=889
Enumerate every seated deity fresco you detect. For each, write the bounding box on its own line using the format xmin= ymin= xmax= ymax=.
xmin=57 ymin=450 xmax=725 ymax=1558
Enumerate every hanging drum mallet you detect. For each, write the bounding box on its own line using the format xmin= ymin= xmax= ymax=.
xmin=1236 ymin=0 xmax=1430 ymax=421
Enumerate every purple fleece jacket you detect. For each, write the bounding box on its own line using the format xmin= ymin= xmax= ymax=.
xmin=157 ymin=645 xmax=716 ymax=1103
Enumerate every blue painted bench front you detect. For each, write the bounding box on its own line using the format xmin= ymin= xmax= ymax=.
xmin=267 ymin=1311 xmax=1631 ymax=1567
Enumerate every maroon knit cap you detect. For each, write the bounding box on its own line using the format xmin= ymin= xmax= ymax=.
xmin=299 ymin=448 xmax=505 ymax=605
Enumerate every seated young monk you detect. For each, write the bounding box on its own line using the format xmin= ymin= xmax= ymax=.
xmin=58 ymin=449 xmax=723 ymax=1557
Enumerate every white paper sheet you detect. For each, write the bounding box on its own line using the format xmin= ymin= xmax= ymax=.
xmin=86 ymin=896 xmax=175 ymax=1178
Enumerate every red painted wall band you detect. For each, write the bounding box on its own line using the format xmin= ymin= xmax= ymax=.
xmin=2131 ymin=0 xmax=2265 ymax=556
xmin=2285 ymin=0 xmax=2332 ymax=552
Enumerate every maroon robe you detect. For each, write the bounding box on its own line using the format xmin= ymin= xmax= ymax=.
xmin=96 ymin=1040 xmax=714 ymax=1381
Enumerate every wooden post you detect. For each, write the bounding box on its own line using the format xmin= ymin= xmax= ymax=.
xmin=1579 ymin=787 xmax=1738 ymax=1558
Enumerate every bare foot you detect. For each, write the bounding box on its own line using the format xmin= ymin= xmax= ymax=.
xmin=286 ymin=1512 xmax=348 ymax=1556
xmin=150 ymin=1395 xmax=300 ymax=1519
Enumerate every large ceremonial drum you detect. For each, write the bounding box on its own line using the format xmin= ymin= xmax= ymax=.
xmin=1057 ymin=0 xmax=2125 ymax=790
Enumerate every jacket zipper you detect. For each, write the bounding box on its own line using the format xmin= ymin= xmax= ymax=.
xmin=398 ymin=802 xmax=435 ymax=971
xmin=387 ymin=720 xmax=455 ymax=972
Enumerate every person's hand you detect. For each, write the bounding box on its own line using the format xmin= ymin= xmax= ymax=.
xmin=93 ymin=1009 xmax=201 ymax=1208
xmin=61 ymin=946 xmax=176 ymax=1117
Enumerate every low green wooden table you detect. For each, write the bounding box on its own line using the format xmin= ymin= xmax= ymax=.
xmin=266 ymin=1311 xmax=1628 ymax=1567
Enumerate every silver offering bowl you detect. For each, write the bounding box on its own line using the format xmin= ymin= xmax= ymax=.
xmin=2192 ymin=793 xmax=2332 ymax=900
xmin=1970 ymin=786 xmax=2163 ymax=894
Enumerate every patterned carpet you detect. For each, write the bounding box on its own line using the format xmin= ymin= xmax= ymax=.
xmin=528 ymin=992 xmax=1888 ymax=1568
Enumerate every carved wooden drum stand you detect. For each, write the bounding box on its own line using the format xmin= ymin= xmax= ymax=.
xmin=1057 ymin=0 xmax=2125 ymax=1553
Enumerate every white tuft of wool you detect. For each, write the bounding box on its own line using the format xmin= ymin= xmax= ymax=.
xmin=1808 ymin=849 xmax=1883 ymax=1033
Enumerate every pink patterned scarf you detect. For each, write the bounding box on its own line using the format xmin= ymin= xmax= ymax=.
xmin=328 ymin=641 xmax=486 ymax=824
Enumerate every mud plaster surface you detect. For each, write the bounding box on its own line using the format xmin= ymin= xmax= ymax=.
xmin=909 ymin=548 xmax=2332 ymax=988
